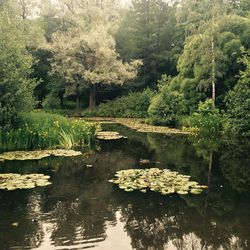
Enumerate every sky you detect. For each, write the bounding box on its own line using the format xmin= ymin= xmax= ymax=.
xmin=50 ymin=0 xmax=132 ymax=7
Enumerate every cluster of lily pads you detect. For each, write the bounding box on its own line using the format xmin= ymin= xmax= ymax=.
xmin=0 ymin=149 xmax=82 ymax=161
xmin=0 ymin=173 xmax=51 ymax=191
xmin=97 ymin=131 xmax=127 ymax=140
xmin=109 ymin=168 xmax=208 ymax=195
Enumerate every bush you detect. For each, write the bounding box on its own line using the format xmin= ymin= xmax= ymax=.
xmin=224 ymin=78 xmax=250 ymax=137
xmin=0 ymin=112 xmax=96 ymax=151
xmin=187 ymin=99 xmax=222 ymax=134
xmin=86 ymin=89 xmax=154 ymax=118
xmin=147 ymin=86 xmax=187 ymax=127
xmin=43 ymin=94 xmax=61 ymax=109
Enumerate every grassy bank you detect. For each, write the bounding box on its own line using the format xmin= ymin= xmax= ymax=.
xmin=0 ymin=112 xmax=96 ymax=151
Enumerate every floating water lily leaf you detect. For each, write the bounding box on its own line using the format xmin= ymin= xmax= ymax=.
xmin=0 ymin=149 xmax=82 ymax=161
xmin=0 ymin=173 xmax=52 ymax=191
xmin=86 ymin=117 xmax=190 ymax=135
xmin=139 ymin=159 xmax=160 ymax=164
xmin=97 ymin=131 xmax=127 ymax=140
xmin=110 ymin=168 xmax=208 ymax=196
xmin=190 ymin=189 xmax=203 ymax=194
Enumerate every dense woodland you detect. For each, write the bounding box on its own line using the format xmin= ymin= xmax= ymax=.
xmin=0 ymin=0 xmax=250 ymax=141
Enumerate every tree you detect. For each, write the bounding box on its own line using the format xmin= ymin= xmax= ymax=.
xmin=115 ymin=0 xmax=184 ymax=88
xmin=148 ymin=75 xmax=187 ymax=126
xmin=224 ymin=50 xmax=250 ymax=137
xmin=48 ymin=25 xmax=141 ymax=110
xmin=177 ymin=13 xmax=250 ymax=111
xmin=0 ymin=4 xmax=37 ymax=128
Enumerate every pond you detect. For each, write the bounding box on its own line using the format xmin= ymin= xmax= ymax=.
xmin=0 ymin=123 xmax=250 ymax=250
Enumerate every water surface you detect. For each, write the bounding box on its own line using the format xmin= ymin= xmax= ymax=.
xmin=0 ymin=124 xmax=249 ymax=250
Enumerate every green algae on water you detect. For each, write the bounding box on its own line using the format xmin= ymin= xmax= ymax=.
xmin=109 ymin=168 xmax=208 ymax=196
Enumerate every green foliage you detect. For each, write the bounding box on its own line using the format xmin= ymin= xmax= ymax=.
xmin=0 ymin=0 xmax=249 ymax=139
xmin=115 ymin=0 xmax=184 ymax=87
xmin=87 ymin=89 xmax=154 ymax=118
xmin=43 ymin=93 xmax=61 ymax=109
xmin=47 ymin=8 xmax=141 ymax=109
xmin=147 ymin=83 xmax=187 ymax=127
xmin=187 ymin=99 xmax=222 ymax=134
xmin=0 ymin=112 xmax=96 ymax=151
xmin=224 ymin=53 xmax=250 ymax=137
xmin=177 ymin=12 xmax=250 ymax=109
xmin=0 ymin=13 xmax=37 ymax=128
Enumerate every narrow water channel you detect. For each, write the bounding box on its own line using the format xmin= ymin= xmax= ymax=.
xmin=0 ymin=124 xmax=249 ymax=250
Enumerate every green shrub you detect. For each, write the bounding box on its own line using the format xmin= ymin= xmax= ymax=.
xmin=85 ymin=89 xmax=154 ymax=118
xmin=0 ymin=112 xmax=96 ymax=151
xmin=147 ymin=86 xmax=187 ymax=127
xmin=187 ymin=99 xmax=222 ymax=134
xmin=43 ymin=94 xmax=61 ymax=109
xmin=64 ymin=100 xmax=77 ymax=110
xmin=224 ymin=78 xmax=250 ymax=137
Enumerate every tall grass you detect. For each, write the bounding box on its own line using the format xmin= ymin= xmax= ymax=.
xmin=0 ymin=112 xmax=96 ymax=151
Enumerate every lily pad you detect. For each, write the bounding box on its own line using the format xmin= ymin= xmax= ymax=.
xmin=139 ymin=159 xmax=160 ymax=164
xmin=0 ymin=149 xmax=82 ymax=161
xmin=110 ymin=168 xmax=208 ymax=196
xmin=97 ymin=131 xmax=127 ymax=140
xmin=0 ymin=173 xmax=51 ymax=191
xmin=85 ymin=117 xmax=190 ymax=135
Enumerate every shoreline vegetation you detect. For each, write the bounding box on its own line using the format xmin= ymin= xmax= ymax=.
xmin=1 ymin=0 xmax=249 ymax=151
xmin=0 ymin=112 xmax=97 ymax=152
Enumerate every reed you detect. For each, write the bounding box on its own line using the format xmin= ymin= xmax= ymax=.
xmin=0 ymin=112 xmax=96 ymax=151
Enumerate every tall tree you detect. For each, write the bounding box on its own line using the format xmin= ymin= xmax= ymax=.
xmin=46 ymin=2 xmax=142 ymax=110
xmin=115 ymin=0 xmax=184 ymax=88
xmin=177 ymin=0 xmax=228 ymax=105
xmin=225 ymin=50 xmax=250 ymax=137
xmin=176 ymin=0 xmax=250 ymax=110
xmin=0 ymin=2 xmax=37 ymax=127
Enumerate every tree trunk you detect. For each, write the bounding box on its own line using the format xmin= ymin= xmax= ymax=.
xmin=76 ymin=96 xmax=80 ymax=110
xmin=211 ymin=34 xmax=216 ymax=105
xmin=76 ymin=83 xmax=81 ymax=109
xmin=211 ymin=2 xmax=216 ymax=105
xmin=59 ymin=95 xmax=64 ymax=109
xmin=89 ymin=84 xmax=96 ymax=110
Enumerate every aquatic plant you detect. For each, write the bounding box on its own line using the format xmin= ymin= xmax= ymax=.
xmin=0 ymin=173 xmax=51 ymax=191
xmin=86 ymin=117 xmax=189 ymax=135
xmin=139 ymin=159 xmax=160 ymax=164
xmin=0 ymin=112 xmax=96 ymax=151
xmin=109 ymin=168 xmax=208 ymax=195
xmin=97 ymin=131 xmax=128 ymax=140
xmin=0 ymin=149 xmax=82 ymax=161
xmin=58 ymin=129 xmax=74 ymax=149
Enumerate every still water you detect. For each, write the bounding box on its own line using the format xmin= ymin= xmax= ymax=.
xmin=0 ymin=124 xmax=249 ymax=250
